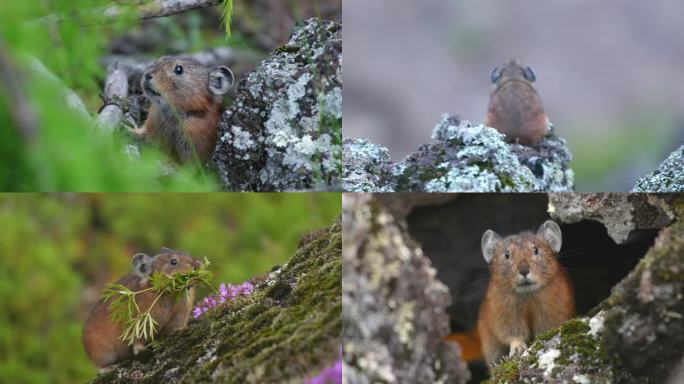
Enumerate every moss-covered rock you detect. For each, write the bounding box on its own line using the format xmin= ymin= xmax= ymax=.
xmin=343 ymin=115 xmax=574 ymax=192
xmin=88 ymin=220 xmax=341 ymax=384
xmin=213 ymin=18 xmax=342 ymax=191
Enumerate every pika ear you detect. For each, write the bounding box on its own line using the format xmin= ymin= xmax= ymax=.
xmin=132 ymin=253 xmax=153 ymax=278
xmin=537 ymin=220 xmax=562 ymax=253
xmin=481 ymin=229 xmax=502 ymax=264
xmin=490 ymin=67 xmax=502 ymax=84
xmin=523 ymin=66 xmax=536 ymax=82
xmin=208 ymin=66 xmax=235 ymax=95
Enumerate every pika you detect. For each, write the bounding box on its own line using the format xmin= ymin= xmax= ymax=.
xmin=484 ymin=59 xmax=549 ymax=145
xmin=477 ymin=221 xmax=574 ymax=366
xmin=130 ymin=57 xmax=235 ymax=163
xmin=82 ymin=248 xmax=203 ymax=373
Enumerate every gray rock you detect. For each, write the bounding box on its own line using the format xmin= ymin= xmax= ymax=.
xmin=342 ymin=194 xmax=470 ymax=384
xmin=548 ymin=193 xmax=677 ymax=243
xmin=213 ymin=18 xmax=342 ymax=191
xmin=343 ymin=115 xmax=574 ymax=192
xmin=633 ymin=145 xmax=684 ymax=192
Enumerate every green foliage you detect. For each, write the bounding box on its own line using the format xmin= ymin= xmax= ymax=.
xmin=0 ymin=193 xmax=340 ymax=383
xmin=101 ymin=262 xmax=213 ymax=346
xmin=221 ymin=0 xmax=235 ymax=37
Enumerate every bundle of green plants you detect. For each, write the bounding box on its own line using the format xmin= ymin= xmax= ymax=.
xmin=100 ymin=258 xmax=214 ymax=345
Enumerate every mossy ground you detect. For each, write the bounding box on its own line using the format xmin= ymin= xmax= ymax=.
xmin=90 ymin=221 xmax=341 ymax=384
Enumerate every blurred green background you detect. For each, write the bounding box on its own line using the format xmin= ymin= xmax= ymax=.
xmin=0 ymin=192 xmax=341 ymax=383
xmin=0 ymin=0 xmax=340 ymax=191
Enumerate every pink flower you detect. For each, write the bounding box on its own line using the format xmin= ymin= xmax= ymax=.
xmin=193 ymin=280 xmax=255 ymax=318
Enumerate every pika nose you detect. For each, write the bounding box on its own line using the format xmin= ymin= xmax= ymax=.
xmin=192 ymin=260 xmax=203 ymax=270
xmin=518 ymin=264 xmax=530 ymax=277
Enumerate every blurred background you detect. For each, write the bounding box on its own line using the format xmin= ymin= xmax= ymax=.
xmin=343 ymin=0 xmax=684 ymax=191
xmin=0 ymin=193 xmax=341 ymax=383
xmin=0 ymin=0 xmax=341 ymax=191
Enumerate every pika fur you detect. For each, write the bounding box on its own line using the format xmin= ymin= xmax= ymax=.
xmin=82 ymin=248 xmax=203 ymax=373
xmin=477 ymin=221 xmax=575 ymax=366
xmin=130 ymin=57 xmax=235 ymax=163
xmin=484 ymin=59 xmax=549 ymax=145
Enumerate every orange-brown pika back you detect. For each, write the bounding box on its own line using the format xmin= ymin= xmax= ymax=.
xmin=133 ymin=56 xmax=235 ymax=163
xmin=82 ymin=248 xmax=203 ymax=373
xmin=476 ymin=221 xmax=574 ymax=366
xmin=484 ymin=59 xmax=549 ymax=146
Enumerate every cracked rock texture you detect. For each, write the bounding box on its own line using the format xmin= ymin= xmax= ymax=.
xmin=342 ymin=194 xmax=470 ymax=384
xmin=548 ymin=193 xmax=678 ymax=243
xmin=89 ymin=221 xmax=341 ymax=384
xmin=633 ymin=145 xmax=684 ymax=192
xmin=487 ymin=194 xmax=684 ymax=384
xmin=213 ymin=18 xmax=342 ymax=191
xmin=343 ymin=115 xmax=574 ymax=192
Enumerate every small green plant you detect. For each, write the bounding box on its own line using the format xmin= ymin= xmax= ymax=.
xmin=100 ymin=257 xmax=215 ymax=345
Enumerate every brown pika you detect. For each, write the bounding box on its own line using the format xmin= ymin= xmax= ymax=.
xmin=477 ymin=221 xmax=575 ymax=366
xmin=82 ymin=248 xmax=203 ymax=373
xmin=484 ymin=59 xmax=549 ymax=145
xmin=130 ymin=57 xmax=235 ymax=163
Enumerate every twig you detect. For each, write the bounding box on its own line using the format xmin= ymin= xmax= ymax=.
xmin=28 ymin=57 xmax=90 ymax=120
xmin=105 ymin=0 xmax=222 ymax=20
xmin=96 ymin=63 xmax=128 ymax=133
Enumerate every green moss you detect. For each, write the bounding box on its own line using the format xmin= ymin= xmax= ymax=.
xmin=486 ymin=357 xmax=520 ymax=384
xmin=554 ymin=319 xmax=606 ymax=371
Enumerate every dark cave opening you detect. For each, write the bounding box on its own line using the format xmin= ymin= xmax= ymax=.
xmin=406 ymin=194 xmax=658 ymax=383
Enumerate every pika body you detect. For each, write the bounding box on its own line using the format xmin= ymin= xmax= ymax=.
xmin=129 ymin=57 xmax=235 ymax=163
xmin=477 ymin=221 xmax=575 ymax=366
xmin=82 ymin=248 xmax=203 ymax=373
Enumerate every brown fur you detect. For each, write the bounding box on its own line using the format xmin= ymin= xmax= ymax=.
xmin=477 ymin=229 xmax=574 ymax=366
xmin=132 ymin=57 xmax=227 ymax=163
xmin=484 ymin=59 xmax=548 ymax=145
xmin=82 ymin=250 xmax=202 ymax=370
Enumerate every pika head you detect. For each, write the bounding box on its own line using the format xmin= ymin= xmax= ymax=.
xmin=141 ymin=57 xmax=234 ymax=112
xmin=132 ymin=247 xmax=203 ymax=279
xmin=490 ymin=59 xmax=536 ymax=88
xmin=481 ymin=221 xmax=562 ymax=293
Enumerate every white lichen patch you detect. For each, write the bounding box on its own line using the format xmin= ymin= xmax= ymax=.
xmin=394 ymin=301 xmax=416 ymax=345
xmin=229 ymin=126 xmax=256 ymax=151
xmin=537 ymin=348 xmax=561 ymax=376
xmin=573 ymin=374 xmax=592 ymax=384
xmin=589 ymin=311 xmax=606 ymax=338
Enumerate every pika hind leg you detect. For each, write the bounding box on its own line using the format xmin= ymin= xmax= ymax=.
xmin=482 ymin=337 xmax=507 ymax=367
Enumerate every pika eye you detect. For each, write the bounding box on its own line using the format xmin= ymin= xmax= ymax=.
xmin=504 ymin=251 xmax=510 ymax=260
xmin=174 ymin=65 xmax=183 ymax=75
xmin=170 ymin=258 xmax=178 ymax=266
xmin=533 ymin=246 xmax=539 ymax=256
xmin=523 ymin=66 xmax=536 ymax=82
xmin=490 ymin=67 xmax=502 ymax=84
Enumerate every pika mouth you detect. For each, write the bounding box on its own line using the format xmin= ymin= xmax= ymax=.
xmin=516 ymin=280 xmax=538 ymax=292
xmin=143 ymin=79 xmax=161 ymax=97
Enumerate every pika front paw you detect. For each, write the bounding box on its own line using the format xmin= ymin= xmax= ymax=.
xmin=509 ymin=338 xmax=527 ymax=356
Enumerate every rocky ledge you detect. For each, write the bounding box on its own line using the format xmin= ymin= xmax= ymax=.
xmin=343 ymin=115 xmax=574 ymax=192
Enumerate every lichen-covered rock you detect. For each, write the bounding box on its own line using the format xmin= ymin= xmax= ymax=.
xmin=213 ymin=18 xmax=342 ymax=191
xmin=342 ymin=194 xmax=470 ymax=384
xmin=548 ymin=193 xmax=678 ymax=243
xmin=343 ymin=115 xmax=574 ymax=192
xmin=487 ymin=196 xmax=684 ymax=384
xmin=342 ymin=138 xmax=393 ymax=192
xmin=88 ymin=221 xmax=341 ymax=384
xmin=633 ymin=145 xmax=684 ymax=192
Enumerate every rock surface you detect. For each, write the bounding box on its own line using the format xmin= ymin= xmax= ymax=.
xmin=548 ymin=193 xmax=678 ymax=243
xmin=342 ymin=194 xmax=470 ymax=384
xmin=633 ymin=145 xmax=684 ymax=192
xmin=89 ymin=220 xmax=341 ymax=384
xmin=343 ymin=115 xmax=574 ymax=192
xmin=213 ymin=18 xmax=342 ymax=191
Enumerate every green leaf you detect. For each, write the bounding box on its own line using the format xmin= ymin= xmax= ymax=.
xmin=221 ymin=0 xmax=234 ymax=38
